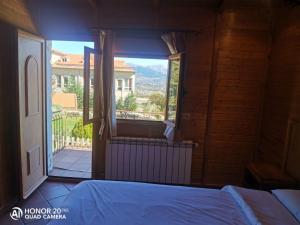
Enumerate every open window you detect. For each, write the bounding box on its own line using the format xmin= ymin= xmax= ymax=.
xmin=83 ymin=46 xmax=99 ymax=125
xmin=110 ymin=31 xmax=185 ymax=138
xmin=113 ymin=57 xmax=168 ymax=121
xmin=112 ymin=55 xmax=184 ymax=125
xmin=165 ymin=53 xmax=184 ymax=127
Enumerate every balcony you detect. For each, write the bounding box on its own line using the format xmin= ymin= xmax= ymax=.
xmin=49 ymin=111 xmax=92 ymax=178
xmin=50 ymin=148 xmax=91 ymax=178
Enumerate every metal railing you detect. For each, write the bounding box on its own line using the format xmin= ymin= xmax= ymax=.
xmin=116 ymin=110 xmax=164 ymax=121
xmin=52 ymin=111 xmax=92 ymax=155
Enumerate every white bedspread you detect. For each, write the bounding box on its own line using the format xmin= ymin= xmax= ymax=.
xmin=49 ymin=180 xmax=299 ymax=225
xmin=49 ymin=181 xmax=248 ymax=225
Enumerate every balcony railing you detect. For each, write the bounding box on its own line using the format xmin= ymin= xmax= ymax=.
xmin=116 ymin=110 xmax=164 ymax=121
xmin=52 ymin=111 xmax=92 ymax=155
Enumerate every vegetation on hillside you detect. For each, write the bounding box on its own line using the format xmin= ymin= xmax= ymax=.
xmin=116 ymin=93 xmax=137 ymax=111
xmin=149 ymin=93 xmax=165 ymax=112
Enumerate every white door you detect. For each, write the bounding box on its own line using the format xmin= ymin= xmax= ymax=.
xmin=18 ymin=30 xmax=47 ymax=199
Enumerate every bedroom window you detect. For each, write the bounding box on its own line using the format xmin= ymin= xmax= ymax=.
xmin=117 ymin=80 xmax=123 ymax=90
xmin=56 ymin=75 xmax=62 ymax=88
xmin=114 ymin=57 xmax=167 ymax=121
xmin=113 ymin=56 xmax=183 ymax=123
xmin=128 ymin=78 xmax=133 ymax=91
xmin=63 ymin=76 xmax=69 ymax=88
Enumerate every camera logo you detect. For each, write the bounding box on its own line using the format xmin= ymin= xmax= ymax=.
xmin=10 ymin=207 xmax=23 ymax=220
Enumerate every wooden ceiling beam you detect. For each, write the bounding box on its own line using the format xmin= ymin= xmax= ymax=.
xmin=87 ymin=0 xmax=98 ymax=8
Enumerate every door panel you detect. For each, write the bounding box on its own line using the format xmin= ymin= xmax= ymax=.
xmin=83 ymin=46 xmax=99 ymax=125
xmin=18 ymin=30 xmax=46 ymax=199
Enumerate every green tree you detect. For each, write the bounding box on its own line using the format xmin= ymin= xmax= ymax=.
xmin=123 ymin=93 xmax=137 ymax=111
xmin=116 ymin=97 xmax=124 ymax=110
xmin=71 ymin=118 xmax=93 ymax=139
xmin=64 ymin=76 xmax=83 ymax=109
xmin=149 ymin=93 xmax=165 ymax=112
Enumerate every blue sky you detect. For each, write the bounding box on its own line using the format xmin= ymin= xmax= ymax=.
xmin=52 ymin=40 xmax=168 ymax=67
xmin=52 ymin=40 xmax=94 ymax=54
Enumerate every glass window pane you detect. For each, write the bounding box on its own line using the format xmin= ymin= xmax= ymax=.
xmin=167 ymin=56 xmax=181 ymax=123
xmin=114 ymin=57 xmax=168 ymax=121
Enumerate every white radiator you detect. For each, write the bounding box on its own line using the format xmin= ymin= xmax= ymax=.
xmin=105 ymin=137 xmax=193 ymax=184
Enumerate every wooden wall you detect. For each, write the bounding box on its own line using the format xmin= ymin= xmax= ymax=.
xmin=0 ymin=23 xmax=19 ymax=214
xmin=203 ymin=1 xmax=271 ymax=185
xmin=0 ymin=0 xmax=37 ymax=33
xmin=258 ymin=3 xmax=300 ymax=167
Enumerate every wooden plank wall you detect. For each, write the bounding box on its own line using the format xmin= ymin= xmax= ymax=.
xmin=203 ymin=1 xmax=271 ymax=185
xmin=258 ymin=3 xmax=300 ymax=166
xmin=0 ymin=0 xmax=37 ymax=33
xmin=0 ymin=23 xmax=19 ymax=214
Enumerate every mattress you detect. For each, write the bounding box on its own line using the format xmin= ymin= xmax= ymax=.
xmin=49 ymin=180 xmax=299 ymax=225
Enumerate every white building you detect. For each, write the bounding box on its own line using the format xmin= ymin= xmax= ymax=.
xmin=114 ymin=60 xmax=135 ymax=100
xmin=51 ymin=50 xmax=135 ymax=101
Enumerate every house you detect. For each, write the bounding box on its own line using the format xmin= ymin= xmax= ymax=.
xmin=52 ymin=50 xmax=135 ymax=101
xmin=114 ymin=60 xmax=135 ymax=100
xmin=0 ymin=0 xmax=300 ymax=224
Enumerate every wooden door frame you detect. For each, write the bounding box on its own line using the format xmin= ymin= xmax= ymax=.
xmin=17 ymin=30 xmax=47 ymax=199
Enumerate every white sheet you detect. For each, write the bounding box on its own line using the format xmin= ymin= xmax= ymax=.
xmin=223 ymin=185 xmax=299 ymax=225
xmin=49 ymin=181 xmax=248 ymax=225
xmin=49 ymin=181 xmax=299 ymax=225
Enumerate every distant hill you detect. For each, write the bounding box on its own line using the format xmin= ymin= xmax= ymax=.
xmin=129 ymin=64 xmax=167 ymax=78
xmin=129 ymin=64 xmax=168 ymax=96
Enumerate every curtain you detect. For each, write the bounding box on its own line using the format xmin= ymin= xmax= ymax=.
xmin=98 ymin=31 xmax=105 ymax=137
xmin=94 ymin=30 xmax=117 ymax=179
xmin=99 ymin=30 xmax=117 ymax=139
xmin=161 ymin=32 xmax=185 ymax=55
xmin=161 ymin=33 xmax=178 ymax=54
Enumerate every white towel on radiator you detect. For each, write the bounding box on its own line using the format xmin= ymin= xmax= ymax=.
xmin=163 ymin=121 xmax=175 ymax=144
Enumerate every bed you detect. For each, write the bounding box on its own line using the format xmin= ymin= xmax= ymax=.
xmin=49 ymin=180 xmax=300 ymax=225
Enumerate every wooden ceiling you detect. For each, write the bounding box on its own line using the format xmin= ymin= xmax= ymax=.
xmin=26 ymin=0 xmax=222 ymax=9
xmin=93 ymin=0 xmax=222 ymax=6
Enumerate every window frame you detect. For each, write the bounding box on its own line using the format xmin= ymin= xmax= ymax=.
xmin=56 ymin=75 xmax=62 ymax=88
xmin=128 ymin=78 xmax=133 ymax=91
xmin=165 ymin=53 xmax=185 ymax=128
xmin=117 ymin=79 xmax=123 ymax=91
xmin=63 ymin=75 xmax=69 ymax=88
xmin=83 ymin=46 xmax=99 ymax=125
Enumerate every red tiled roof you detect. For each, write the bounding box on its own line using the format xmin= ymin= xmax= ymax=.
xmin=52 ymin=50 xmax=135 ymax=72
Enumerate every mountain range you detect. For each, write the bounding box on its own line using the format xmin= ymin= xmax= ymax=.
xmin=129 ymin=63 xmax=168 ymax=96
